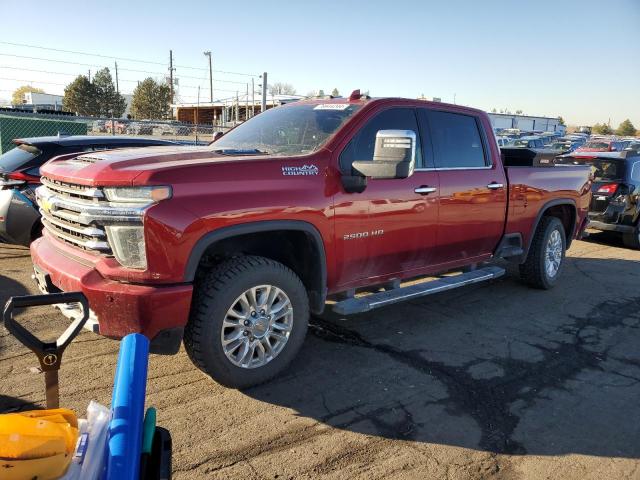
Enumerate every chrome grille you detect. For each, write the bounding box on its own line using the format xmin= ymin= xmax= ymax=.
xmin=37 ymin=178 xmax=111 ymax=253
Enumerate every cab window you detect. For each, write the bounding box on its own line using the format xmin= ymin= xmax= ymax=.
xmin=426 ymin=110 xmax=488 ymax=169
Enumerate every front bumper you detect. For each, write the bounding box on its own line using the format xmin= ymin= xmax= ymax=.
xmin=30 ymin=235 xmax=193 ymax=351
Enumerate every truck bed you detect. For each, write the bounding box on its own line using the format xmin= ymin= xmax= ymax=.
xmin=504 ymin=159 xmax=592 ymax=250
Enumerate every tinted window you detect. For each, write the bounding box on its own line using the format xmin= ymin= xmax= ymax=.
xmin=631 ymin=162 xmax=640 ymax=182
xmin=340 ymin=108 xmax=423 ymax=171
xmin=555 ymin=157 xmax=625 ymax=180
xmin=0 ymin=144 xmax=42 ymax=172
xmin=427 ymin=111 xmax=487 ymax=168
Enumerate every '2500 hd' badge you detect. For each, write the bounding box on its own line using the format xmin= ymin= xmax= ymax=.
xmin=282 ymin=165 xmax=319 ymax=176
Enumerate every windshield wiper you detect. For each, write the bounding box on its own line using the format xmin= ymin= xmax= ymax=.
xmin=213 ymin=148 xmax=270 ymax=155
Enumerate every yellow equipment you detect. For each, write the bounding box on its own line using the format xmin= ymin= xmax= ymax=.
xmin=0 ymin=408 xmax=79 ymax=480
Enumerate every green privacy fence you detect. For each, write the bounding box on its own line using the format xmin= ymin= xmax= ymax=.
xmin=0 ymin=115 xmax=87 ymax=153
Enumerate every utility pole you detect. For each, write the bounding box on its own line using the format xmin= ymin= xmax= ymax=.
xmin=114 ymin=62 xmax=119 ymax=93
xmin=251 ymin=77 xmax=255 ymax=117
xmin=203 ymin=51 xmax=213 ymax=103
xmin=235 ymin=91 xmax=239 ymax=123
xmin=168 ymin=50 xmax=174 ymax=105
xmin=87 ymin=70 xmax=91 ymax=82
xmin=260 ymin=72 xmax=267 ymax=114
xmin=245 ymin=83 xmax=249 ymax=122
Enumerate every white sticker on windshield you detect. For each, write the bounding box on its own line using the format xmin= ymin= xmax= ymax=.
xmin=313 ymin=104 xmax=349 ymax=111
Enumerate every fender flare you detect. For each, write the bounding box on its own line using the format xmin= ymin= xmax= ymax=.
xmin=183 ymin=220 xmax=328 ymax=313
xmin=522 ymin=199 xmax=577 ymax=260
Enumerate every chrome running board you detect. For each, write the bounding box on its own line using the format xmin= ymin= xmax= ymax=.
xmin=332 ymin=266 xmax=505 ymax=315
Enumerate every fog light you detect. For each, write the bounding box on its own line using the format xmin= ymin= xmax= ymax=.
xmin=105 ymin=225 xmax=147 ymax=269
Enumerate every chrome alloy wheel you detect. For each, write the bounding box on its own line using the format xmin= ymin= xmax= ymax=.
xmin=221 ymin=285 xmax=293 ymax=369
xmin=545 ymin=229 xmax=563 ymax=278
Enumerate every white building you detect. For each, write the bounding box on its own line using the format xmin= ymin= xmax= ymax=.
xmin=22 ymin=92 xmax=64 ymax=111
xmin=489 ymin=113 xmax=565 ymax=135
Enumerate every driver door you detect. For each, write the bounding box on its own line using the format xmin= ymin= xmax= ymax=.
xmin=333 ymin=107 xmax=440 ymax=288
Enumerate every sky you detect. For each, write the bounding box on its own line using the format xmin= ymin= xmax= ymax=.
xmin=0 ymin=0 xmax=638 ymax=127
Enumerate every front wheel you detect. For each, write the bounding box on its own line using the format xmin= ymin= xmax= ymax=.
xmin=519 ymin=217 xmax=566 ymax=289
xmin=184 ymin=255 xmax=309 ymax=388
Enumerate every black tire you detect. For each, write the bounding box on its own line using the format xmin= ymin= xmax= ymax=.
xmin=622 ymin=226 xmax=640 ymax=250
xmin=184 ymin=255 xmax=309 ymax=388
xmin=519 ymin=216 xmax=566 ymax=290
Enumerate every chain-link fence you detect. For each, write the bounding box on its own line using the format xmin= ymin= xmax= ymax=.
xmin=0 ymin=108 xmax=231 ymax=153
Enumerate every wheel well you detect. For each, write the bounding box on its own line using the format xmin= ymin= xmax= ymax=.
xmin=542 ymin=204 xmax=576 ymax=245
xmin=194 ymin=230 xmax=326 ymax=313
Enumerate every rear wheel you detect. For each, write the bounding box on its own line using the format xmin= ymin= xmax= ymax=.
xmin=184 ymin=255 xmax=309 ymax=388
xmin=519 ymin=217 xmax=566 ymax=290
xmin=622 ymin=226 xmax=640 ymax=249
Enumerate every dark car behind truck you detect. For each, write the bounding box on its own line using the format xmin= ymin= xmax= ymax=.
xmin=30 ymin=94 xmax=592 ymax=388
xmin=0 ymin=135 xmax=179 ymax=246
xmin=556 ymin=150 xmax=640 ymax=248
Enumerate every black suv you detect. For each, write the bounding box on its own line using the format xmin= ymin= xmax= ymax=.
xmin=0 ymin=135 xmax=180 ymax=246
xmin=556 ymin=150 xmax=640 ymax=248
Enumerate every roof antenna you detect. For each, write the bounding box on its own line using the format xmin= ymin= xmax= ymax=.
xmin=349 ymin=89 xmax=361 ymax=101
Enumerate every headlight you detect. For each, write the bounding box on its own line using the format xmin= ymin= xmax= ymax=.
xmin=103 ymin=186 xmax=172 ymax=204
xmin=105 ymin=225 xmax=147 ymax=269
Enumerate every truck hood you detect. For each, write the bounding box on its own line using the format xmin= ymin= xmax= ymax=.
xmin=39 ymin=145 xmax=271 ymax=186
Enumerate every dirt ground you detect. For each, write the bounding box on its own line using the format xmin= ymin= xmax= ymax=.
xmin=1 ymin=231 xmax=639 ymax=480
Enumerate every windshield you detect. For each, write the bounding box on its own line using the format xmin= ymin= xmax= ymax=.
xmin=0 ymin=144 xmax=42 ymax=172
xmin=556 ymin=157 xmax=625 ymax=180
xmin=582 ymin=142 xmax=609 ymax=150
xmin=211 ymin=103 xmax=361 ymax=156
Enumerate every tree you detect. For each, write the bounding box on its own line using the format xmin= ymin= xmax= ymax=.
xmin=63 ymin=75 xmax=98 ymax=116
xmin=491 ymin=108 xmax=497 ymax=113
xmin=616 ymin=119 xmax=636 ymax=136
xmin=130 ymin=78 xmax=171 ymax=120
xmin=331 ymin=88 xmax=340 ymax=97
xmin=515 ymin=109 xmax=523 ymax=115
xmin=557 ymin=116 xmax=566 ymax=126
xmin=592 ymin=123 xmax=613 ymax=135
xmin=12 ymin=85 xmax=45 ymax=106
xmin=268 ymin=82 xmax=296 ymax=95
xmin=92 ymin=68 xmax=127 ymax=117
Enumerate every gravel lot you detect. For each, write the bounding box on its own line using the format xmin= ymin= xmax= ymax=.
xmin=1 ymin=232 xmax=639 ymax=480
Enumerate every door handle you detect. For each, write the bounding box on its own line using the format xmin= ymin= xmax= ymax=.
xmin=414 ymin=186 xmax=437 ymax=195
xmin=487 ymin=182 xmax=504 ymax=190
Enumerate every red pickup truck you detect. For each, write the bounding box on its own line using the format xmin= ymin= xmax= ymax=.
xmin=31 ymin=92 xmax=592 ymax=387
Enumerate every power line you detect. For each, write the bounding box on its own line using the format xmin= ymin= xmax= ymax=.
xmin=0 ymin=64 xmax=249 ymax=85
xmin=0 ymin=41 xmax=259 ymax=77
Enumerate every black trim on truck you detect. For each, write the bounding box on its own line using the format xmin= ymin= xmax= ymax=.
xmin=521 ymin=199 xmax=578 ymax=262
xmin=184 ymin=220 xmax=328 ymax=314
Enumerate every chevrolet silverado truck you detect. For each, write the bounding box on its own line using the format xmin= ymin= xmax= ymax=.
xmin=30 ymin=91 xmax=592 ymax=388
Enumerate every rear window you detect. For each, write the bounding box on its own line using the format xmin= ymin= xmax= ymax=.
xmin=556 ymin=157 xmax=626 ymax=180
xmin=0 ymin=144 xmax=42 ymax=172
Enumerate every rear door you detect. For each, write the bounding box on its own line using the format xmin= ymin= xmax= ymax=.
xmin=420 ymin=109 xmax=507 ymax=266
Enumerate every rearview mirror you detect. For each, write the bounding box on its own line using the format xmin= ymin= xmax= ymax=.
xmin=352 ymin=130 xmax=416 ymax=179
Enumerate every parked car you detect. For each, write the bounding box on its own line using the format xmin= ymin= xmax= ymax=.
xmin=0 ymin=135 xmax=180 ymax=246
xmin=126 ymin=122 xmax=155 ymax=135
xmin=31 ymin=95 xmax=591 ymax=388
xmin=624 ymin=141 xmax=640 ymax=153
xmin=496 ymin=136 xmax=511 ymax=147
xmin=576 ymin=138 xmax=628 ymax=152
xmin=508 ymin=136 xmax=545 ymax=148
xmin=556 ymin=150 xmax=640 ymax=248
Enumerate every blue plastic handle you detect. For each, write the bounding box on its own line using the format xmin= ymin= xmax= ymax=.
xmin=105 ymin=333 xmax=149 ymax=480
